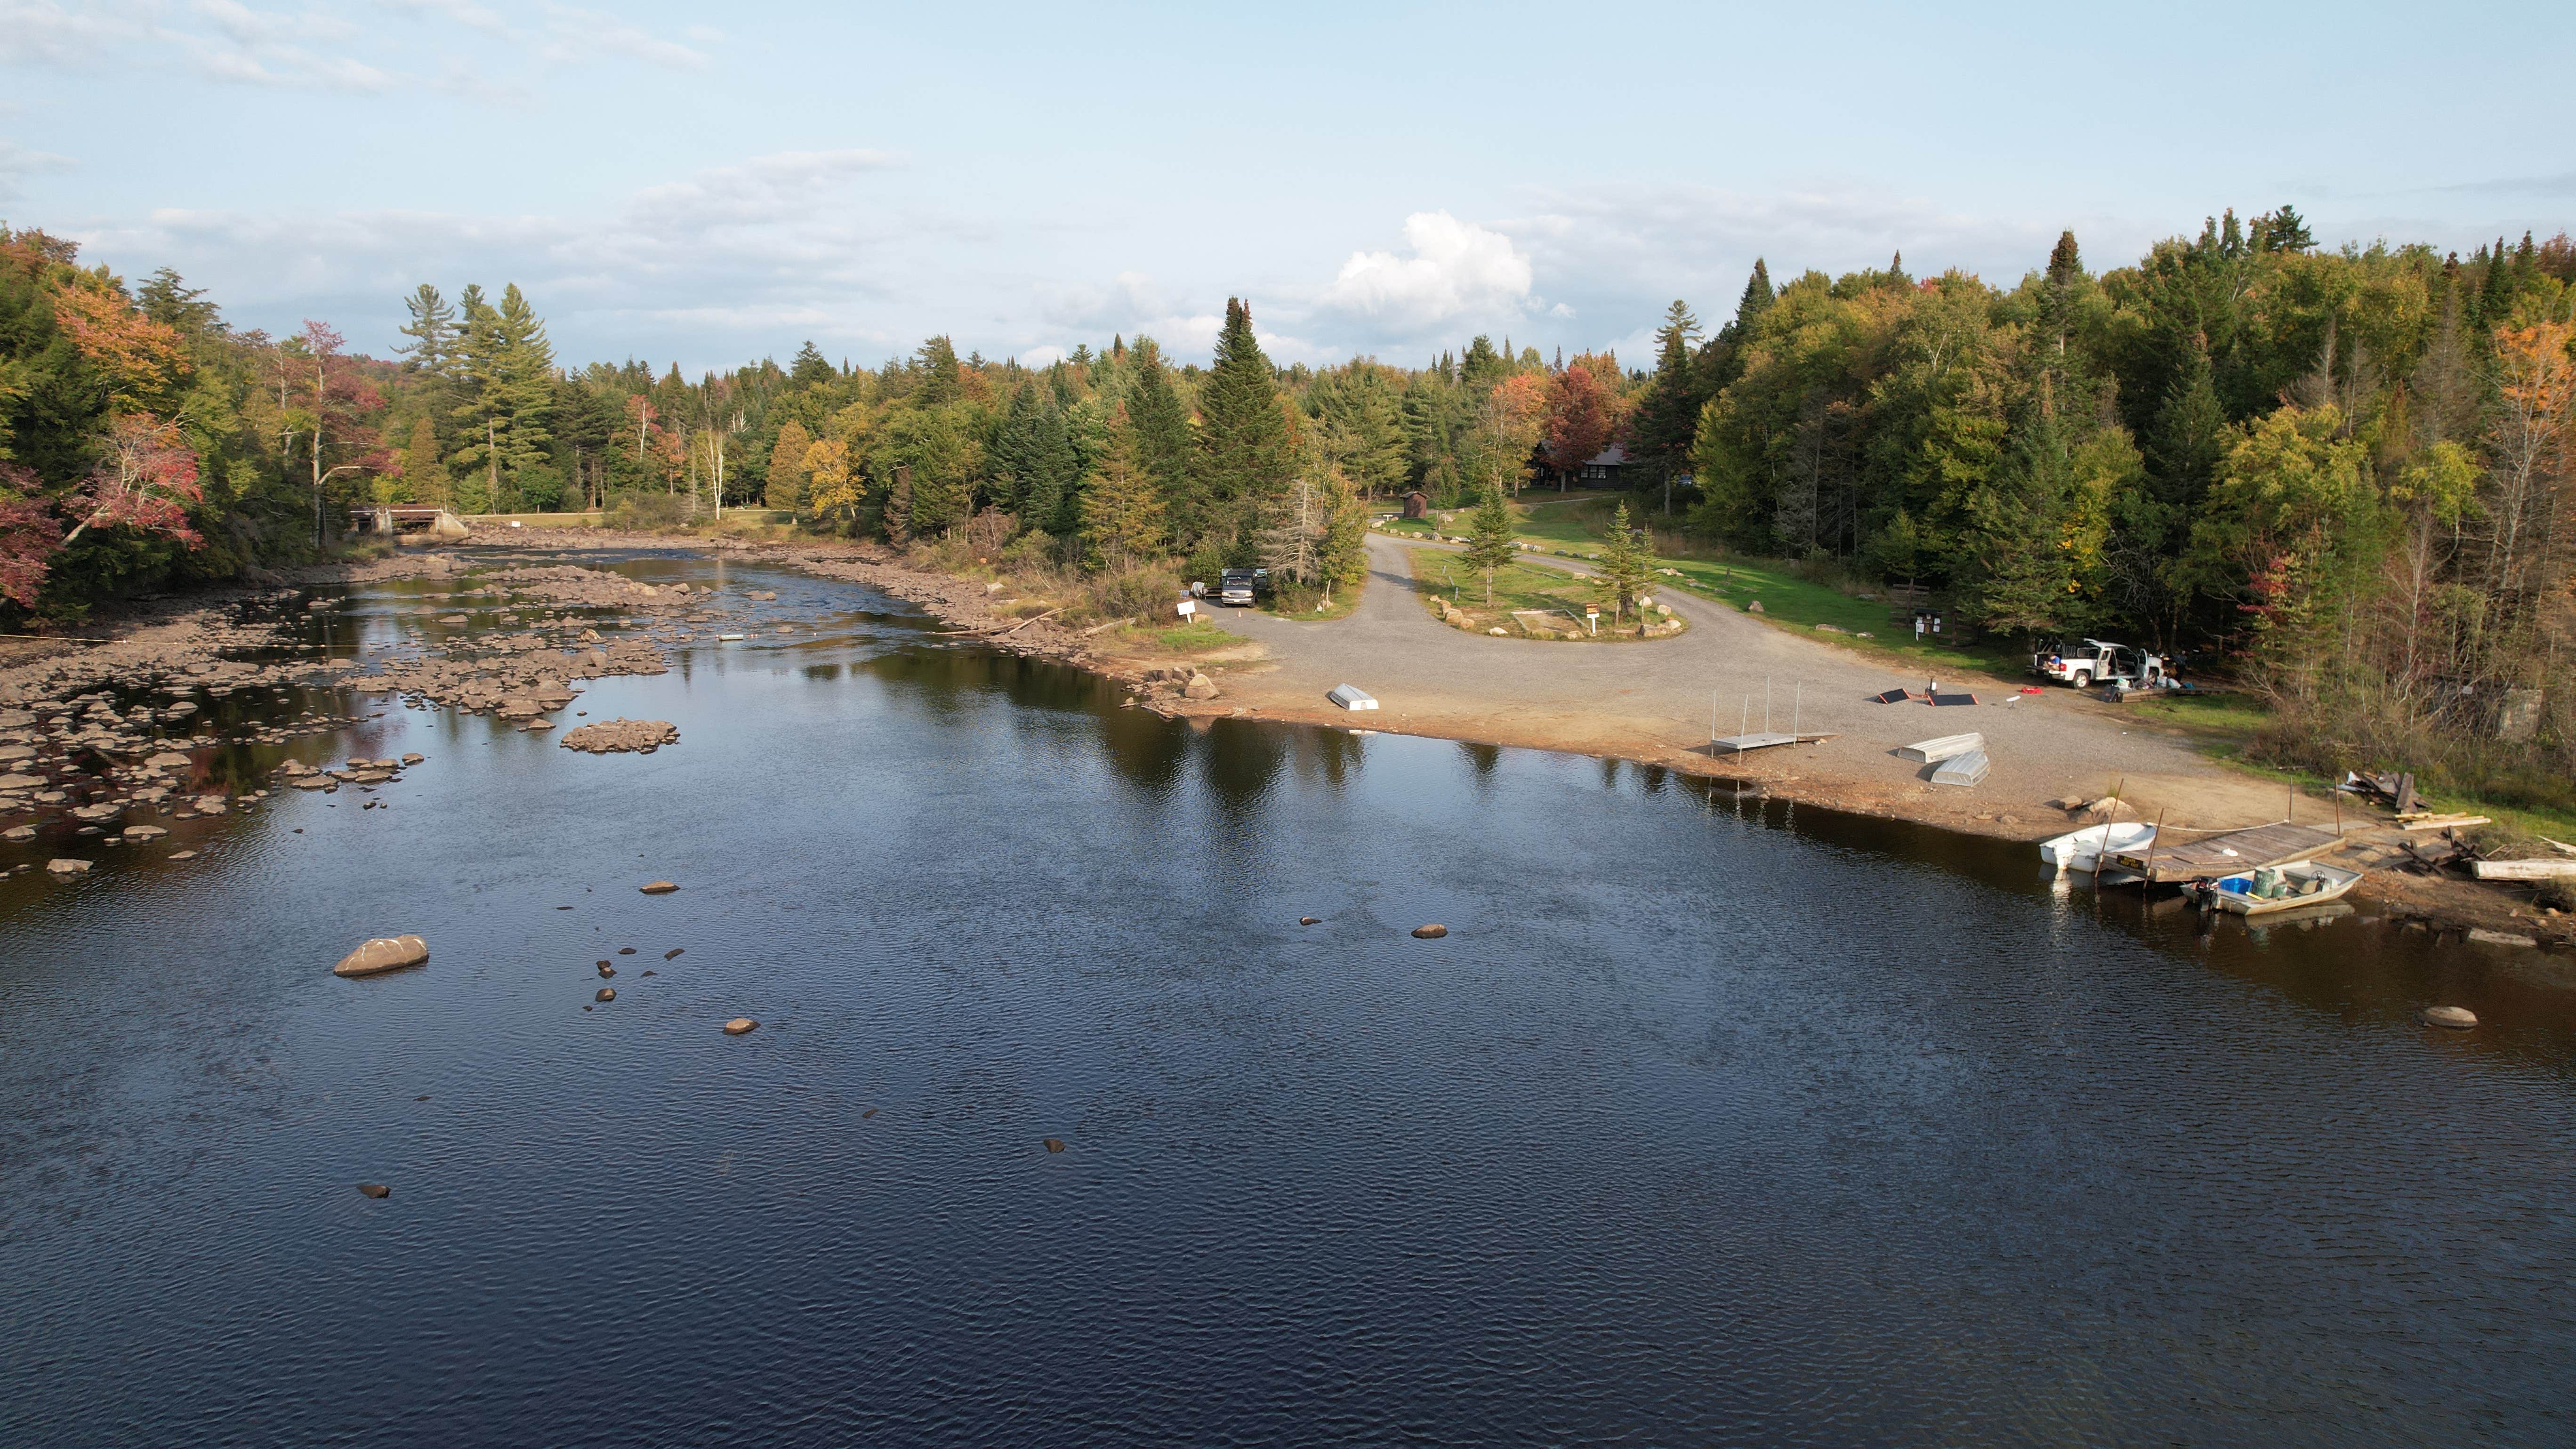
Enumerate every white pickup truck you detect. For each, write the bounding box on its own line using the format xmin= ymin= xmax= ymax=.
xmin=2032 ymin=638 xmax=2165 ymax=689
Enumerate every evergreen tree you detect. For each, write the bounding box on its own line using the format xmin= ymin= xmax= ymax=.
xmin=1124 ymin=339 xmax=1199 ymax=538
xmin=1593 ymin=500 xmax=1651 ymax=625
xmin=1196 ymin=298 xmax=1292 ymax=516
xmin=765 ymin=419 xmax=813 ymax=509
xmin=2473 ymin=238 xmax=2511 ymax=331
xmin=1460 ymin=482 xmax=1518 ymax=604
xmin=1627 ymin=299 xmax=1705 ymax=503
xmin=397 ymin=285 xmax=457 ymax=375
xmin=789 ymin=341 xmax=835 ymax=388
xmin=1078 ymin=416 xmax=1166 ymax=572
xmin=2045 ymin=231 xmax=2084 ymax=285
xmin=401 ymin=415 xmax=443 ymax=506
xmin=915 ymin=335 xmax=963 ymax=405
xmin=989 ymin=381 xmax=1046 ymax=514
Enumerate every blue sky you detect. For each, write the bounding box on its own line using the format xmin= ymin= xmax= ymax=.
xmin=4 ymin=0 xmax=2569 ymax=372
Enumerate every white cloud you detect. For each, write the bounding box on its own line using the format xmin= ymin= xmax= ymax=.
xmin=0 ymin=0 xmax=713 ymax=93
xmin=1318 ymin=210 xmax=1534 ymax=327
xmin=0 ymin=138 xmax=74 ymax=201
xmin=1017 ymin=344 xmax=1066 ymax=368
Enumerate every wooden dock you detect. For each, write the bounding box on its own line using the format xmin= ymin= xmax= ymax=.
xmin=2106 ymin=823 xmax=2345 ymax=885
xmin=1707 ymin=731 xmax=1837 ymax=755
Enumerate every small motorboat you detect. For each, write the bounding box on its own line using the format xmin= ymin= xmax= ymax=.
xmin=2040 ymin=821 xmax=2156 ymax=873
xmin=2198 ymin=860 xmax=2362 ymax=915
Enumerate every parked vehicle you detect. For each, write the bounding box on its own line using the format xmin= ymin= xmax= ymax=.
xmin=1217 ymin=568 xmax=1258 ymax=607
xmin=2032 ymin=638 xmax=2165 ymax=689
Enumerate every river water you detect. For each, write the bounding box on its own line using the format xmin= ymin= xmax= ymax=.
xmin=3 ymin=551 xmax=2572 ymax=1447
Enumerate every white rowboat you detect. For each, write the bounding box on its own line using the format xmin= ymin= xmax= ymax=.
xmin=2201 ymin=860 xmax=2363 ymax=915
xmin=2040 ymin=821 xmax=2157 ymax=873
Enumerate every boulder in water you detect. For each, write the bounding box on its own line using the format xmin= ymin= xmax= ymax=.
xmin=1043 ymin=1138 xmax=1066 ymax=1153
xmin=1183 ymin=673 xmax=1220 ymax=700
xmin=2422 ymin=1005 xmax=2479 ymax=1028
xmin=45 ymin=857 xmax=91 ymax=875
xmin=723 ymin=1017 xmax=758 ymax=1035
xmin=334 ymin=934 xmax=430 ymax=977
xmin=1410 ymin=924 xmax=1449 ymax=939
xmin=639 ymin=881 xmax=678 ymax=895
xmin=595 ymin=987 xmax=615 ymax=1003
xmin=357 ymin=1183 xmax=391 ymax=1199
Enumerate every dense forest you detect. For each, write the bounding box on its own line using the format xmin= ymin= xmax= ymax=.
xmin=4 ymin=211 xmax=2574 ymax=799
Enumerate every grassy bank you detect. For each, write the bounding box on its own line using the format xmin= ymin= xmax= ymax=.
xmin=1403 ymin=547 xmax=1680 ymax=642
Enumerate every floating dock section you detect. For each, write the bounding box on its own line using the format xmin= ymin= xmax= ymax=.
xmin=2106 ymin=823 xmax=2344 ymax=885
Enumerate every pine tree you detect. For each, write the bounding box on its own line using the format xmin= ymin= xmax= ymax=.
xmin=990 ymin=382 xmax=1045 ymax=514
xmin=1196 ymin=298 xmax=1292 ymax=515
xmin=1461 ymin=482 xmax=1518 ymax=604
xmin=1078 ymin=418 xmax=1166 ymax=573
xmin=765 ymin=419 xmax=813 ymax=509
xmin=789 ymin=341 xmax=835 ymax=388
xmin=2045 ymin=231 xmax=2084 ymax=285
xmin=1124 ymin=340 xmax=1200 ymax=538
xmin=401 ymin=415 xmax=444 ymax=506
xmin=1628 ymin=300 xmax=1705 ymax=505
xmin=915 ymin=336 xmax=962 ymax=404
xmin=2473 ymin=238 xmax=2511 ymax=332
xmin=1594 ymin=500 xmax=1650 ymax=625
xmin=397 ymin=285 xmax=457 ymax=375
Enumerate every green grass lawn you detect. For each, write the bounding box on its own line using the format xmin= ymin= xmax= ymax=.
xmin=1405 ymin=547 xmax=1677 ymax=642
xmin=1100 ymin=619 xmax=1243 ymax=653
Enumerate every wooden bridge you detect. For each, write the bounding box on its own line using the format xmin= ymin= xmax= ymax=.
xmin=352 ymin=507 xmax=469 ymax=537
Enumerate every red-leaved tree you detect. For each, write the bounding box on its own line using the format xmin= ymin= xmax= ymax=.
xmin=0 ymin=464 xmax=65 ymax=609
xmin=1542 ymin=362 xmax=1616 ymax=484
xmin=64 ymin=411 xmax=205 ymax=549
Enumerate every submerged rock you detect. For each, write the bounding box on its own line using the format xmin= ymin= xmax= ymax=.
xmin=334 ymin=934 xmax=430 ymax=977
xmin=357 ymin=1183 xmax=391 ymax=1199
xmin=1043 ymin=1137 xmax=1066 ymax=1153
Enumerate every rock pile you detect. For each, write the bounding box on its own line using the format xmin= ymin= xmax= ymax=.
xmin=562 ymin=719 xmax=679 ymax=755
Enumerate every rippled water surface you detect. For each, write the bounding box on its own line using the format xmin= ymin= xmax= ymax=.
xmin=4 ymin=551 xmax=2574 ymax=1446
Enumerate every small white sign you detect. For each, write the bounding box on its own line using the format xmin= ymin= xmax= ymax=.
xmin=1176 ymin=599 xmax=1197 ymax=617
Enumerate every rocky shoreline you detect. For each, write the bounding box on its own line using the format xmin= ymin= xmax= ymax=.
xmin=4 ymin=523 xmax=2564 ymax=960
